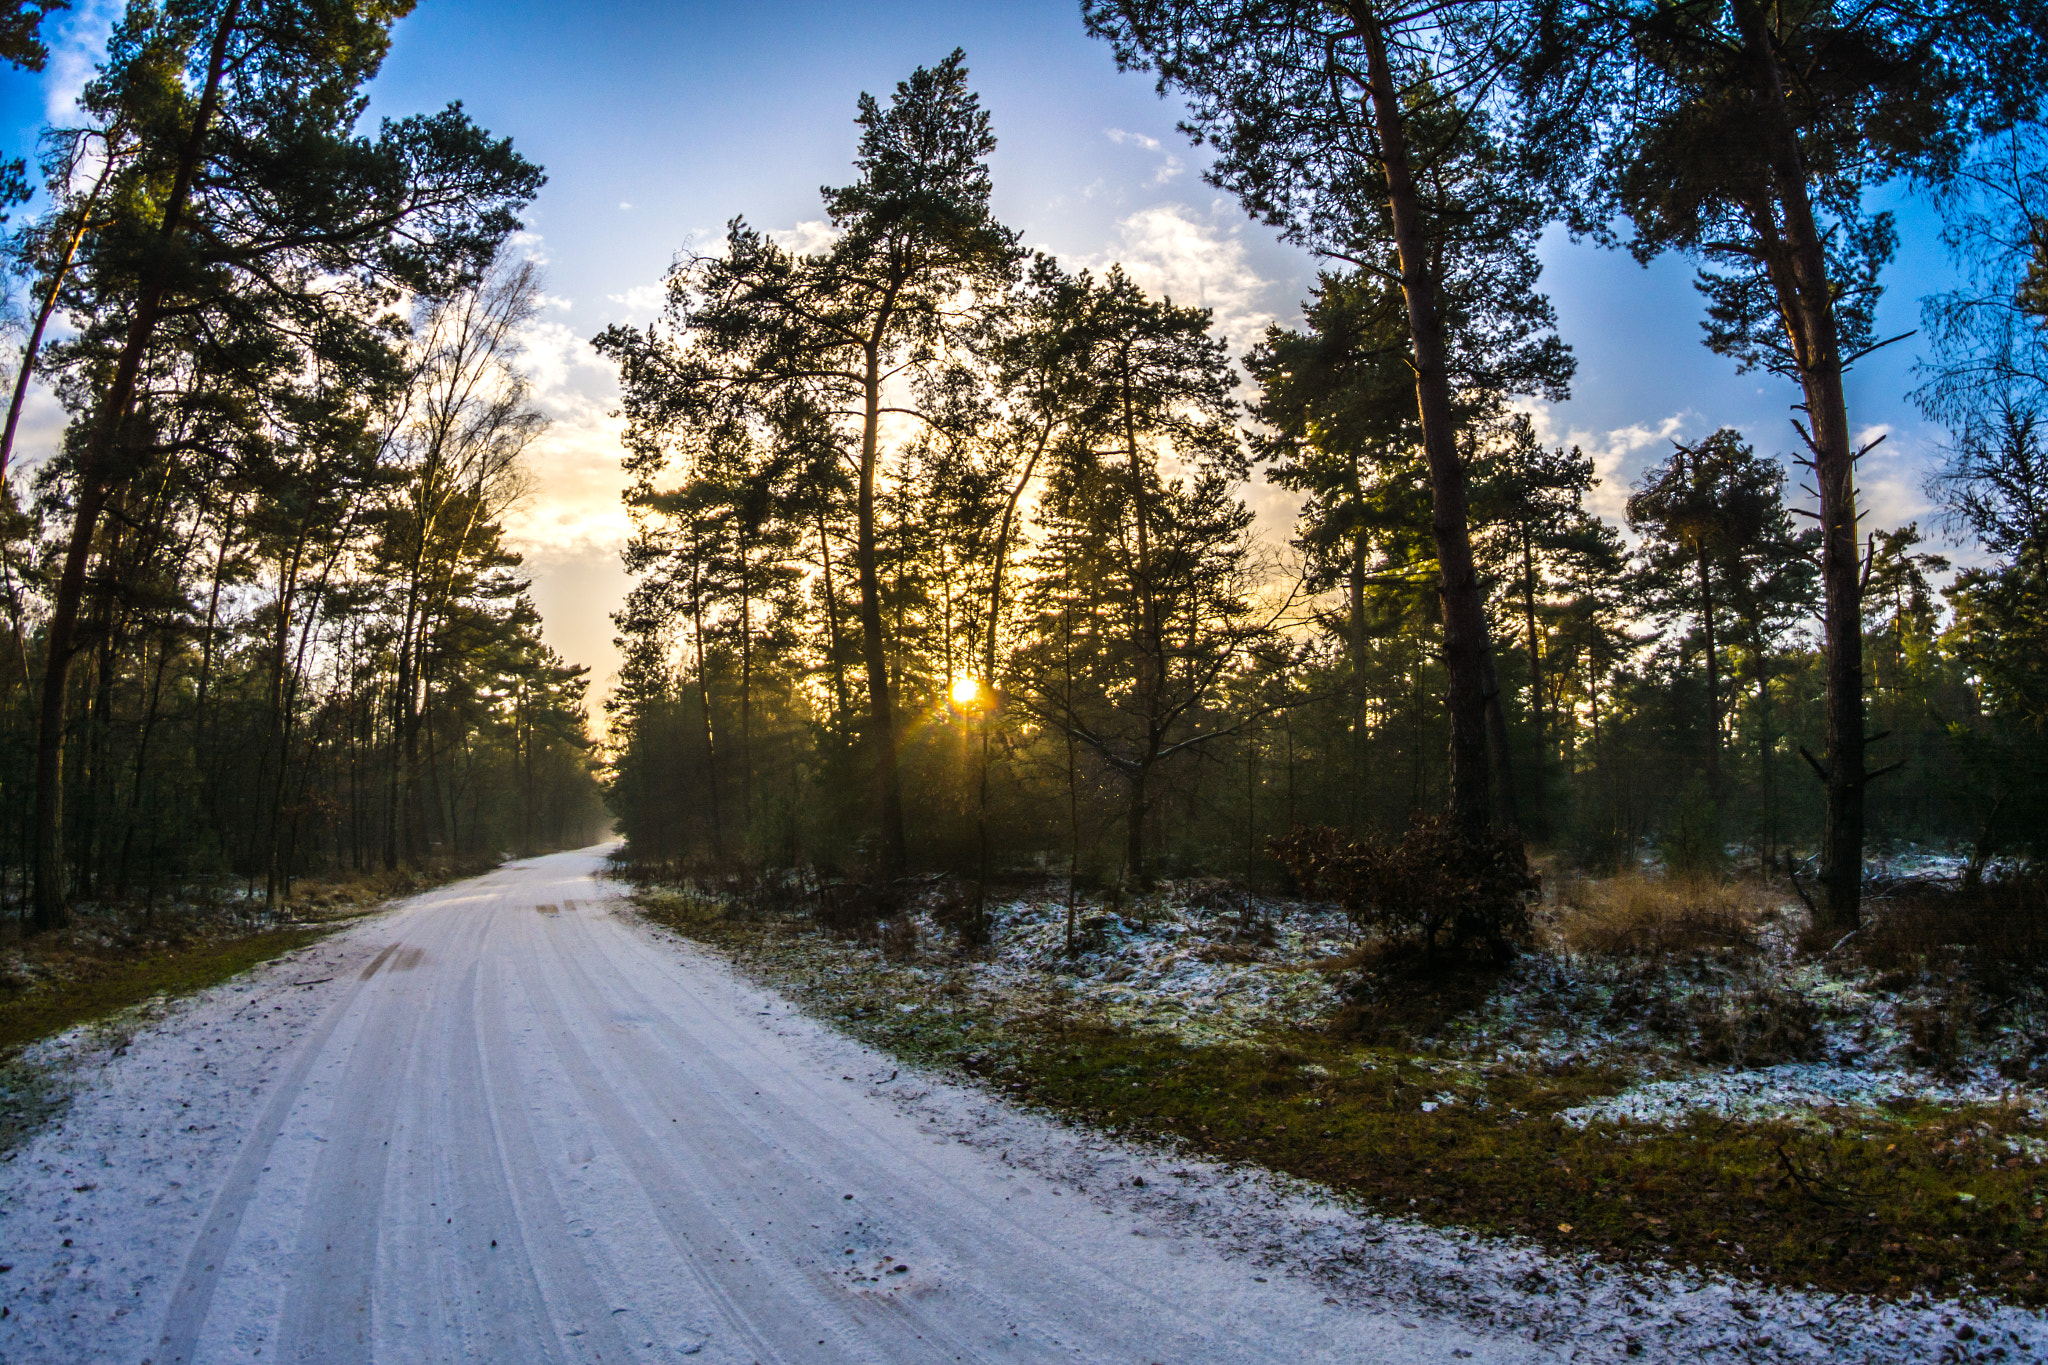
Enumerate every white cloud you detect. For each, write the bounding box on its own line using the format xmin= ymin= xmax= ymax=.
xmin=2 ymin=380 xmax=70 ymax=484
xmin=40 ymin=0 xmax=120 ymax=124
xmin=1106 ymin=126 xmax=1185 ymax=186
xmin=1524 ymin=403 xmax=1696 ymax=526
xmin=604 ymin=282 xmax=665 ymax=320
xmin=504 ymin=318 xmax=631 ymax=562
xmin=1854 ymin=422 xmax=1942 ymax=535
xmin=770 ymin=219 xmax=840 ymax=257
xmin=1086 ymin=203 xmax=1276 ymax=355
xmin=618 ymin=201 xmax=632 ymax=211
xmin=1522 ymin=405 xmax=1943 ymax=549
xmin=508 ymin=230 xmax=551 ymax=266
xmin=500 ymin=315 xmax=634 ymax=692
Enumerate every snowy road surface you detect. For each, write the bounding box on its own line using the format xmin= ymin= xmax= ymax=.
xmin=1 ymin=847 xmax=1543 ymax=1364
xmin=10 ymin=849 xmax=2034 ymax=1363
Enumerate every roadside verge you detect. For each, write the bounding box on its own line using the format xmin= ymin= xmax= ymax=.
xmin=627 ymin=880 xmax=2047 ymax=1326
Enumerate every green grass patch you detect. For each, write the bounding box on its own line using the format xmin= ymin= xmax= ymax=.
xmin=0 ymin=925 xmax=335 ymax=1051
xmin=637 ymin=889 xmax=2048 ymax=1306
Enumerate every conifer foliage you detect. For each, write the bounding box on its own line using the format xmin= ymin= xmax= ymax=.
xmin=0 ymin=1 xmax=604 ymax=928
xmin=598 ymin=45 xmax=2048 ymax=901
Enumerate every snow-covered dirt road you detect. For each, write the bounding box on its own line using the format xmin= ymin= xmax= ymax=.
xmin=7 ymin=847 xmax=2036 ymax=1364
xmin=1 ymin=847 xmax=1544 ymax=1364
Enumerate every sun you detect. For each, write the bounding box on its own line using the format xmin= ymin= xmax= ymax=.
xmin=949 ymin=674 xmax=983 ymax=708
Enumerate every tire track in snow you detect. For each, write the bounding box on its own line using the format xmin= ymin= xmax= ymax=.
xmin=139 ymin=848 xmax=1533 ymax=1364
xmin=157 ymin=932 xmax=413 ymax=1364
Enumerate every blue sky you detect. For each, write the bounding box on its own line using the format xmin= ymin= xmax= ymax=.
xmin=0 ymin=0 xmax=1966 ymax=698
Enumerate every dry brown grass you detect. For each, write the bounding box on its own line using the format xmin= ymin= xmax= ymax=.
xmin=1544 ymin=871 xmax=1778 ymax=961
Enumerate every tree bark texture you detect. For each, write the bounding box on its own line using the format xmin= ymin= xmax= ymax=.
xmin=1350 ymin=3 xmax=1501 ymax=837
xmin=856 ymin=344 xmax=907 ymax=874
xmin=1733 ymin=0 xmax=1865 ymax=928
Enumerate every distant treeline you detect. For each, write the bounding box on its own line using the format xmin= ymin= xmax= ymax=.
xmin=0 ymin=1 xmax=606 ymax=928
xmin=599 ymin=36 xmax=2048 ymax=918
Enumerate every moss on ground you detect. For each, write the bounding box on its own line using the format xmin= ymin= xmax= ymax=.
xmin=0 ymin=925 xmax=336 ymax=1051
xmin=0 ymin=855 xmax=495 ymax=1056
xmin=638 ymin=889 xmax=2048 ymax=1307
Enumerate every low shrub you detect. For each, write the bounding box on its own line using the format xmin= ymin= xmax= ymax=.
xmin=1854 ymin=870 xmax=2048 ymax=990
xmin=1689 ymin=985 xmax=1823 ymax=1067
xmin=1901 ymin=984 xmax=1986 ymax=1078
xmin=1270 ymin=815 xmax=1538 ymax=963
xmin=925 ymin=878 xmax=991 ymax=947
xmin=811 ymin=880 xmax=900 ymax=939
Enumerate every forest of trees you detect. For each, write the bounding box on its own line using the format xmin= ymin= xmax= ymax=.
xmin=598 ymin=12 xmax=2048 ymax=930
xmin=0 ymin=0 xmax=608 ymax=931
xmin=3 ymin=0 xmax=2044 ymax=944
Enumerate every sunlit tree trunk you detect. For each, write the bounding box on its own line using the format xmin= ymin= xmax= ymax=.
xmin=855 ymin=338 xmax=906 ymax=873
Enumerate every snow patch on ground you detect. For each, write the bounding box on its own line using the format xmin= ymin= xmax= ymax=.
xmin=968 ymin=893 xmax=1353 ymax=1044
xmin=0 ymin=926 xmax=392 ymax=1362
xmin=889 ymin=876 xmax=2048 ymax=1125
xmin=1560 ymin=1062 xmax=2041 ymax=1131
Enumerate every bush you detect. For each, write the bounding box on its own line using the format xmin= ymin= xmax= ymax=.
xmin=926 ymin=877 xmax=991 ymax=947
xmin=1855 ymin=869 xmax=2048 ymax=990
xmin=1690 ymin=985 xmax=1822 ymax=1067
xmin=1270 ymin=815 xmax=1538 ymax=963
xmin=808 ymin=879 xmax=893 ymax=935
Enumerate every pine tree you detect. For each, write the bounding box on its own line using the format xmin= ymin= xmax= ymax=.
xmin=1520 ymin=0 xmax=2048 ymax=924
xmin=1009 ymin=270 xmax=1262 ymax=883
xmin=1625 ymin=430 xmax=1816 ymax=851
xmin=1085 ymin=1 xmax=1574 ymax=836
xmin=596 ymin=52 xmax=1020 ymax=875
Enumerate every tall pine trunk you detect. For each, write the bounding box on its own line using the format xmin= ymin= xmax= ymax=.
xmin=1352 ymin=4 xmax=1502 ymax=837
xmin=855 ymin=343 xmax=906 ymax=874
xmin=1121 ymin=347 xmax=1164 ymax=883
xmin=1697 ymin=545 xmax=1721 ymax=797
xmin=691 ymin=539 xmax=724 ymax=860
xmin=816 ymin=508 xmax=850 ymax=723
xmin=30 ymin=0 xmax=240 ymax=931
xmin=1734 ymin=0 xmax=1865 ymax=927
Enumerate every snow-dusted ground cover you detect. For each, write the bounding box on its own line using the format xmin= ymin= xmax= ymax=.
xmin=845 ymin=1039 xmax=2048 ymax=1364
xmin=631 ymin=862 xmax=2048 ymax=1337
xmin=961 ymin=889 xmax=1356 ymax=1043
xmin=1558 ymin=1065 xmax=2040 ymax=1131
xmin=837 ymin=871 xmax=2046 ymax=1139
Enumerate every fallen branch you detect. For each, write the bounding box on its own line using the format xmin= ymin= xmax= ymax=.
xmin=1787 ymin=865 xmax=1819 ymax=918
xmin=1774 ymin=1142 xmax=1842 ymax=1206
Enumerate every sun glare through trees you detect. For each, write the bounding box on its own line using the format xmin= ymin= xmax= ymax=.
xmin=6 ymin=0 xmax=2048 ymax=1342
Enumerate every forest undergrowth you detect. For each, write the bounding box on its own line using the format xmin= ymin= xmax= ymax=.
xmin=622 ymin=854 xmax=2048 ymax=1309
xmin=0 ymin=856 xmax=501 ymax=1047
